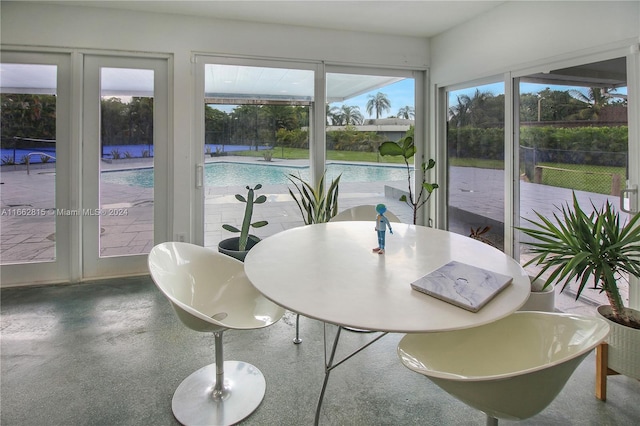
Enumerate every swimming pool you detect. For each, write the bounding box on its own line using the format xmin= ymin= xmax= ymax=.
xmin=101 ymin=162 xmax=409 ymax=188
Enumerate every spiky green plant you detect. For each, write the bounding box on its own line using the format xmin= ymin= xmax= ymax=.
xmin=287 ymin=171 xmax=341 ymax=225
xmin=222 ymin=184 xmax=268 ymax=251
xmin=518 ymin=192 xmax=640 ymax=328
xmin=378 ymin=134 xmax=438 ymax=225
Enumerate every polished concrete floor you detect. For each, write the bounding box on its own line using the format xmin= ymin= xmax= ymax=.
xmin=2 ymin=275 xmax=639 ymax=426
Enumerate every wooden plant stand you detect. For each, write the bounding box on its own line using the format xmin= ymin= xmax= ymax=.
xmin=595 ymin=343 xmax=620 ymax=401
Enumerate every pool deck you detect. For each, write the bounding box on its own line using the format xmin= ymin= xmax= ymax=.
xmin=0 ymin=156 xmax=625 ymax=315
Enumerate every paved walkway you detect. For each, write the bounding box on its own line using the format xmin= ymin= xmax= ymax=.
xmin=1 ymin=158 xmax=627 ymax=315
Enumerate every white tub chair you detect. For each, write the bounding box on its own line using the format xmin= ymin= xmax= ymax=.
xmin=148 ymin=242 xmax=285 ymax=426
xmin=397 ymin=312 xmax=609 ymax=425
xmin=331 ymin=204 xmax=401 ymax=223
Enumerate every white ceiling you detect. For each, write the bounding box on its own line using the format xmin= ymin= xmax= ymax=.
xmin=41 ymin=0 xmax=506 ymax=38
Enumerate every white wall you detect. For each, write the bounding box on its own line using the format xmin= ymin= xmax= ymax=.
xmin=1 ymin=1 xmax=429 ymax=247
xmin=1 ymin=2 xmax=429 ymax=68
xmin=430 ymin=1 xmax=640 ymax=86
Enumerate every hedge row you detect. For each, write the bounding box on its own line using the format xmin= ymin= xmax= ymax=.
xmin=448 ymin=126 xmax=628 ymax=166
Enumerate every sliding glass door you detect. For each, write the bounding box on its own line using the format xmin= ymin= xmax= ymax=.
xmin=445 ymin=82 xmax=506 ymax=250
xmin=516 ymin=56 xmax=635 ymax=311
xmin=325 ymin=68 xmax=417 ymax=223
xmin=195 ymin=58 xmax=316 ymax=249
xmin=195 ymin=58 xmax=426 ymax=247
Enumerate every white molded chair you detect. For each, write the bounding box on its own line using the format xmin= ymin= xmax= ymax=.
xmin=398 ymin=312 xmax=609 ymax=425
xmin=331 ymin=204 xmax=401 ymax=223
xmin=148 ymin=242 xmax=285 ymax=426
xmin=290 ymin=205 xmax=402 ymax=343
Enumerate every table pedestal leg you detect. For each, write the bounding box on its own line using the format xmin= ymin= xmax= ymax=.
xmin=314 ymin=323 xmax=388 ymax=425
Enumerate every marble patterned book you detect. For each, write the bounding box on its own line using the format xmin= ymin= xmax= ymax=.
xmin=410 ymin=260 xmax=513 ymax=312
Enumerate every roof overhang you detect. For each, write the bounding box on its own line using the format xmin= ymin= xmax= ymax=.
xmin=1 ymin=62 xmax=404 ymax=103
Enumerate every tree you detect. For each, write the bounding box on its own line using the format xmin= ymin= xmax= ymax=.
xmin=448 ymin=94 xmax=472 ymax=128
xmin=397 ymin=106 xmax=415 ymax=120
xmin=1 ymin=94 xmax=57 ymax=140
xmin=568 ymin=87 xmax=612 ymax=120
xmin=366 ymin=92 xmax=391 ymax=119
xmin=339 ymin=105 xmax=363 ymax=125
xmin=448 ymin=90 xmax=504 ymax=128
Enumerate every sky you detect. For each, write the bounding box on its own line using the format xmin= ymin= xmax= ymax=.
xmin=209 ymin=78 xmax=627 ymax=118
xmin=331 ymin=79 xmax=416 ymax=119
xmin=449 ymin=82 xmax=628 ymax=106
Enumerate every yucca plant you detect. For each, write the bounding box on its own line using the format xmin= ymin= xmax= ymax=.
xmin=287 ymin=171 xmax=341 ymax=225
xmin=518 ymin=192 xmax=640 ymax=328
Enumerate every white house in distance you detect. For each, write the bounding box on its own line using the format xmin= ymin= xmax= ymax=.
xmin=327 ymin=118 xmax=414 ymax=142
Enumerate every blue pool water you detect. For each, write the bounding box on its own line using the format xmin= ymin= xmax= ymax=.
xmin=101 ymin=162 xmax=408 ymax=188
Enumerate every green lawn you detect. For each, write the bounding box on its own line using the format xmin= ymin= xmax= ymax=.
xmin=537 ymin=162 xmax=625 ymax=195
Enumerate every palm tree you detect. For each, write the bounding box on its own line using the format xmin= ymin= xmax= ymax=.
xmin=340 ymin=105 xmax=364 ymax=125
xmin=397 ymin=106 xmax=415 ymax=120
xmin=448 ymin=94 xmax=472 ymax=127
xmin=568 ymin=87 xmax=611 ymax=120
xmin=327 ymin=105 xmax=343 ymax=125
xmin=366 ymin=92 xmax=391 ymax=119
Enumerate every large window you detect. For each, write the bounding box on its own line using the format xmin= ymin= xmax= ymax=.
xmin=325 ymin=71 xmax=415 ymax=223
xmin=202 ymin=63 xmax=314 ymax=248
xmin=517 ymin=57 xmax=630 ymax=310
xmin=198 ymin=61 xmax=424 ymax=249
xmin=446 ymin=82 xmax=506 ymax=250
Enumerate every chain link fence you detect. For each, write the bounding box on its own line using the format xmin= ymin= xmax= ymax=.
xmin=520 ymin=146 xmax=627 ymax=195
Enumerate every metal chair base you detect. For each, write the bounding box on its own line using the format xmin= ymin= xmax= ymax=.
xmin=172 ymin=361 xmax=266 ymax=426
xmin=293 ymin=313 xmax=302 ymax=344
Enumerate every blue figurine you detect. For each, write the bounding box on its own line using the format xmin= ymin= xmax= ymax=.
xmin=373 ymin=203 xmax=393 ymax=254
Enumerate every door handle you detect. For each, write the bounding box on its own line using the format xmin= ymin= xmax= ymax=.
xmin=620 ymin=185 xmax=638 ymax=214
xmin=195 ymin=163 xmax=204 ymax=189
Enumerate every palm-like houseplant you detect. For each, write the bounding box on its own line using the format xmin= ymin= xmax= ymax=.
xmin=518 ymin=192 xmax=640 ymax=329
xmin=378 ymin=132 xmax=438 ymax=225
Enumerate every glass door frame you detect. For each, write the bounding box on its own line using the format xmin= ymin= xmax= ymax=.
xmin=436 ymin=45 xmax=639 ymax=309
xmin=192 ymin=57 xmax=428 ymax=243
xmin=0 ymin=50 xmax=73 ymax=286
xmin=435 ymin=75 xmax=509 ymax=249
xmin=192 ymin=55 xmax=323 ymax=246
xmin=510 ymin=47 xmax=640 ymax=309
xmin=81 ymin=54 xmax=170 ymax=279
xmin=324 ymin=65 xmax=427 ymax=224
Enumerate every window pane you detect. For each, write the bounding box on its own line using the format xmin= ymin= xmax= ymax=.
xmin=99 ymin=68 xmax=154 ymax=257
xmin=518 ymin=58 xmax=629 ymax=313
xmin=1 ymin=63 xmax=57 ymax=264
xmin=326 ymin=73 xmax=414 ymax=223
xmin=446 ymin=83 xmax=506 ymax=250
xmin=203 ymin=64 xmax=314 ymax=248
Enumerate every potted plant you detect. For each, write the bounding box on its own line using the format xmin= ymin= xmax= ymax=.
xmin=218 ymin=184 xmax=268 ymax=261
xmin=286 ymin=171 xmax=340 ymax=343
xmin=378 ymin=131 xmax=438 ymax=224
xmin=287 ymin=171 xmax=341 ymax=225
xmin=517 ymin=192 xmax=640 ymax=384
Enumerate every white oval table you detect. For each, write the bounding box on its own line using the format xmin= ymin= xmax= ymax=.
xmin=244 ymin=222 xmax=530 ymax=424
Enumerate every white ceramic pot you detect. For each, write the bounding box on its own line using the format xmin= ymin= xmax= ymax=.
xmin=519 ymin=276 xmax=555 ymax=312
xmin=597 ymin=305 xmax=640 ymax=379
